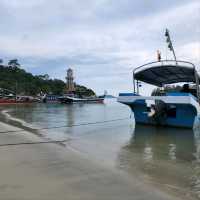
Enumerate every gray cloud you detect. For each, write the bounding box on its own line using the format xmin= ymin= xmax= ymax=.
xmin=0 ymin=0 xmax=199 ymax=95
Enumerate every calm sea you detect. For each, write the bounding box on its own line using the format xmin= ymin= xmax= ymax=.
xmin=1 ymin=99 xmax=200 ymax=199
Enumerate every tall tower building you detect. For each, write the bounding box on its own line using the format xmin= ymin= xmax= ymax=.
xmin=66 ymin=68 xmax=75 ymax=94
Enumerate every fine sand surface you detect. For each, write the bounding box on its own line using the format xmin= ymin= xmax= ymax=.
xmin=0 ymin=121 xmax=192 ymax=200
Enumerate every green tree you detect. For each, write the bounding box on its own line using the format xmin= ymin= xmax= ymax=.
xmin=0 ymin=64 xmax=95 ymax=96
xmin=8 ymin=59 xmax=20 ymax=68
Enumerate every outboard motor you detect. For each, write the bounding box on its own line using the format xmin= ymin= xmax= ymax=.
xmin=148 ymin=100 xmax=167 ymax=124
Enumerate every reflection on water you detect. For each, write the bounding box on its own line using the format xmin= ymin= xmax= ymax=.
xmin=1 ymin=102 xmax=200 ymax=198
xmin=118 ymin=125 xmax=200 ymax=198
xmin=128 ymin=125 xmax=195 ymax=161
xmin=193 ymin=127 xmax=200 ymax=199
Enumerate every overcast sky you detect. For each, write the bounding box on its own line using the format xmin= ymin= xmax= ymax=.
xmin=0 ymin=0 xmax=200 ymax=95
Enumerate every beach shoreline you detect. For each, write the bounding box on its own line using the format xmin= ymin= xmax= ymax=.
xmin=0 ymin=107 xmax=196 ymax=200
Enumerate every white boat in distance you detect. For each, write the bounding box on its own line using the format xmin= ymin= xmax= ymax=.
xmin=58 ymin=95 xmax=105 ymax=103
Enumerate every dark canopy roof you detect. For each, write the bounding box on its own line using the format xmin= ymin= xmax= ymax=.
xmin=134 ymin=60 xmax=199 ymax=87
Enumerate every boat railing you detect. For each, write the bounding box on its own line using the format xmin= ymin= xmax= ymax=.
xmin=133 ymin=60 xmax=196 ymax=75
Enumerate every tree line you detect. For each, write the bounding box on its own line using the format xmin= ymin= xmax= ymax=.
xmin=0 ymin=59 xmax=95 ymax=96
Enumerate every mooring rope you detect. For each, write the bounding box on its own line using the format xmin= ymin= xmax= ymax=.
xmin=0 ymin=117 xmax=130 ymax=148
xmin=0 ymin=117 xmax=129 ymax=134
xmin=0 ymin=139 xmax=69 ymax=147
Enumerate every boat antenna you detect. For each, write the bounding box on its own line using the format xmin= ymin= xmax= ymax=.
xmin=165 ymin=29 xmax=178 ymax=65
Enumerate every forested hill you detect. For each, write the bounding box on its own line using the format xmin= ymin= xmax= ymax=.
xmin=0 ymin=64 xmax=95 ymax=96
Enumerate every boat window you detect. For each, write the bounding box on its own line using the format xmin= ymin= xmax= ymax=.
xmin=167 ymin=105 xmax=176 ymax=118
xmin=146 ymin=107 xmax=151 ymax=112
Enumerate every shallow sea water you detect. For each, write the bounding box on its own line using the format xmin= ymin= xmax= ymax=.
xmin=1 ymin=99 xmax=200 ymax=199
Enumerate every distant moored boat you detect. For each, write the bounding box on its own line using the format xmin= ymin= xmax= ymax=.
xmin=58 ymin=95 xmax=105 ymax=104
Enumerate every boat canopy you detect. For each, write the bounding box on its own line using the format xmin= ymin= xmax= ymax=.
xmin=134 ymin=60 xmax=200 ymax=87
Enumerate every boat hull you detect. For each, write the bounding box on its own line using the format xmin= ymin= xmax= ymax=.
xmin=130 ymin=101 xmax=198 ymax=128
xmin=118 ymin=93 xmax=200 ymax=128
xmin=0 ymin=97 xmax=37 ymax=104
xmin=0 ymin=98 xmax=16 ymax=104
xmin=59 ymin=96 xmax=104 ymax=104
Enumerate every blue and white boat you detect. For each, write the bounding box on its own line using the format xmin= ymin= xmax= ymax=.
xmin=118 ymin=60 xmax=200 ymax=128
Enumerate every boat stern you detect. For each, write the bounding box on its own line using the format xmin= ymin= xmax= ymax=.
xmin=118 ymin=93 xmax=199 ymax=128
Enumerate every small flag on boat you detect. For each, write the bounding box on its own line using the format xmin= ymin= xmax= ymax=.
xmin=157 ymin=50 xmax=161 ymax=61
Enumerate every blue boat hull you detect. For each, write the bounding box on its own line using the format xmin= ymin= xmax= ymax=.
xmin=129 ymin=100 xmax=198 ymax=128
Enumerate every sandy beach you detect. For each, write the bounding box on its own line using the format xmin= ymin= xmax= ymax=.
xmin=0 ymin=119 xmax=193 ymax=200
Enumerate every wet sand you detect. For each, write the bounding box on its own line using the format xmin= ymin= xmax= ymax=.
xmin=0 ymin=121 xmax=192 ymax=200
